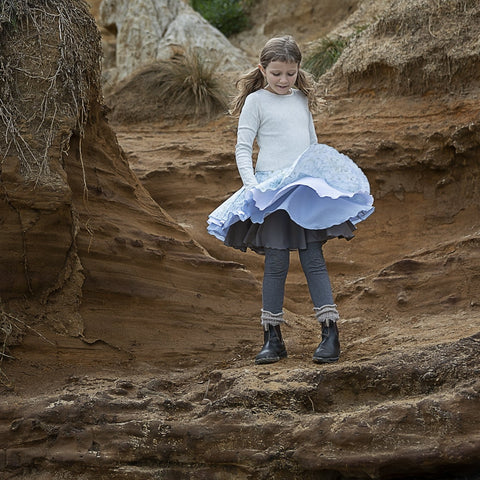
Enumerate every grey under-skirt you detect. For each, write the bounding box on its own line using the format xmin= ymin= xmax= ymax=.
xmin=224 ymin=210 xmax=355 ymax=254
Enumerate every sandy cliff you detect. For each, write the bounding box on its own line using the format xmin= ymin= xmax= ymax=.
xmin=0 ymin=0 xmax=259 ymax=385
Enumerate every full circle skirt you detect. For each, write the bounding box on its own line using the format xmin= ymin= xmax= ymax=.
xmin=207 ymin=143 xmax=374 ymax=253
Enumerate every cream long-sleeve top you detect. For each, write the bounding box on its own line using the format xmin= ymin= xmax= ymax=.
xmin=235 ymin=88 xmax=318 ymax=188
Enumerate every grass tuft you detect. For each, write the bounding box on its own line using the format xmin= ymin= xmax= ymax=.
xmin=303 ymin=37 xmax=351 ymax=80
xmin=153 ymin=50 xmax=229 ymax=120
xmin=303 ymin=27 xmax=368 ymax=80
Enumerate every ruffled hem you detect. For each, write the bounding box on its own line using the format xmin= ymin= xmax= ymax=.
xmin=224 ymin=210 xmax=356 ymax=254
xmin=207 ymin=143 xmax=374 ymax=242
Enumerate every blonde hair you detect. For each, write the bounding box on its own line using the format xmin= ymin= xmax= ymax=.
xmin=230 ymin=35 xmax=317 ymax=116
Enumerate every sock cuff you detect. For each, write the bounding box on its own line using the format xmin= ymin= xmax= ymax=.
xmin=261 ymin=309 xmax=285 ymax=329
xmin=313 ymin=304 xmax=339 ymax=326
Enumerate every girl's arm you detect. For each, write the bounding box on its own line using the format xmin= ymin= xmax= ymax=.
xmin=308 ymin=111 xmax=318 ymax=145
xmin=235 ymin=96 xmax=260 ymax=189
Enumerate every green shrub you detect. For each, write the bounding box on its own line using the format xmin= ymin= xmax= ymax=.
xmin=303 ymin=37 xmax=350 ymax=80
xmin=190 ymin=0 xmax=250 ymax=37
xmin=304 ymin=27 xmax=368 ymax=80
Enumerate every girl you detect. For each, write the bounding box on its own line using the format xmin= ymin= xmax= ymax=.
xmin=208 ymin=35 xmax=374 ymax=365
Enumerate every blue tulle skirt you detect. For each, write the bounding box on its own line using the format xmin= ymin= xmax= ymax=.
xmin=207 ymin=143 xmax=374 ymax=253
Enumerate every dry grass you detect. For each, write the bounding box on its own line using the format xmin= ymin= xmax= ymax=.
xmin=0 ymin=308 xmax=14 ymax=389
xmin=0 ymin=0 xmax=101 ymax=185
xmin=155 ymin=51 xmax=229 ymax=119
xmin=0 ymin=307 xmax=54 ymax=390
xmin=107 ymin=50 xmax=230 ymax=124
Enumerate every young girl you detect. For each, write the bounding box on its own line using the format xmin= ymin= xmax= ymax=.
xmin=208 ymin=35 xmax=374 ymax=365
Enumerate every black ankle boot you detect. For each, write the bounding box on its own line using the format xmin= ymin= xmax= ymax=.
xmin=255 ymin=324 xmax=287 ymax=365
xmin=313 ymin=321 xmax=340 ymax=364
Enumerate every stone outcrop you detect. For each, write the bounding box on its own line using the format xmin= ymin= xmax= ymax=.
xmin=1 ymin=333 xmax=479 ymax=478
xmin=322 ymin=0 xmax=480 ymax=95
xmin=99 ymin=0 xmax=250 ymax=87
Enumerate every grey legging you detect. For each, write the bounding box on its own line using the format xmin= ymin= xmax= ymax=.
xmin=262 ymin=241 xmax=334 ymax=314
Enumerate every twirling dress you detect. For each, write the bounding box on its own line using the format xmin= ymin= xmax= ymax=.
xmin=207 ymin=89 xmax=374 ymax=254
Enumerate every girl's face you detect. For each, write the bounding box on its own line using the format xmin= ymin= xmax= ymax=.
xmin=260 ymin=60 xmax=298 ymax=95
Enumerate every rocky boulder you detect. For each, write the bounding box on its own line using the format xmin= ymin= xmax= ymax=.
xmin=99 ymin=0 xmax=251 ymax=88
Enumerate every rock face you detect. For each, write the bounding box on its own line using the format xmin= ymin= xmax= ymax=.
xmin=0 ymin=0 xmax=103 ymax=335
xmin=230 ymin=0 xmax=362 ymax=59
xmin=1 ymin=0 xmax=480 ymax=478
xmin=313 ymin=0 xmax=480 ymax=326
xmin=0 ymin=1 xmax=259 ymax=382
xmin=99 ymin=0 xmax=250 ymax=87
xmin=324 ymin=0 xmax=480 ymax=95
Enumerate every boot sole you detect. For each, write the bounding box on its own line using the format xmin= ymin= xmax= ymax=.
xmin=255 ymin=352 xmax=287 ymax=365
xmin=312 ymin=356 xmax=339 ymax=364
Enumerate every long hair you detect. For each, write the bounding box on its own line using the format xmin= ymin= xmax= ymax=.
xmin=230 ymin=35 xmax=317 ymax=115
